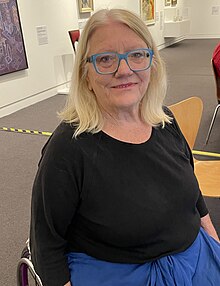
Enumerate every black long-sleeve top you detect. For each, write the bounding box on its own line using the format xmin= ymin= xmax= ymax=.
xmin=30 ymin=113 xmax=208 ymax=286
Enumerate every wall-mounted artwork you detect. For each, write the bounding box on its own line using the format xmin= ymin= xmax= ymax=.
xmin=0 ymin=0 xmax=28 ymax=76
xmin=165 ymin=0 xmax=171 ymax=6
xmin=140 ymin=0 xmax=155 ymax=25
xmin=78 ymin=0 xmax=94 ymax=13
xmin=171 ymin=0 xmax=177 ymax=6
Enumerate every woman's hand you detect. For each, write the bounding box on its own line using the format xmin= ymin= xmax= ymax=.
xmin=201 ymin=213 xmax=220 ymax=242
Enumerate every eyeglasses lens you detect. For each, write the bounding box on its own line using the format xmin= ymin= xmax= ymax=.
xmin=95 ymin=54 xmax=118 ymax=73
xmin=128 ymin=50 xmax=151 ymax=71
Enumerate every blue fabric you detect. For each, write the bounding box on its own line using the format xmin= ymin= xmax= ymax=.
xmin=67 ymin=228 xmax=220 ymax=286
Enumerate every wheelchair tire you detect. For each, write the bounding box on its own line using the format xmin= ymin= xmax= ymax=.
xmin=17 ymin=257 xmax=43 ymax=286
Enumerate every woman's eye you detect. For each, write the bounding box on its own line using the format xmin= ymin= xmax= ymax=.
xmin=98 ymin=55 xmax=113 ymax=63
xmin=102 ymin=56 xmax=111 ymax=62
xmin=134 ymin=53 xmax=143 ymax=58
xmin=130 ymin=51 xmax=150 ymax=59
xmin=133 ymin=52 xmax=143 ymax=58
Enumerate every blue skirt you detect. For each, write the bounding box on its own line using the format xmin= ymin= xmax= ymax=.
xmin=67 ymin=228 xmax=220 ymax=286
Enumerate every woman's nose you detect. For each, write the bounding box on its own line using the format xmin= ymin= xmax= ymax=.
xmin=115 ymin=59 xmax=133 ymax=77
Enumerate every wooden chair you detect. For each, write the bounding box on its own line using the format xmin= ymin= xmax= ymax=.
xmin=68 ymin=30 xmax=80 ymax=53
xmin=169 ymin=96 xmax=220 ymax=197
xmin=205 ymin=59 xmax=220 ymax=144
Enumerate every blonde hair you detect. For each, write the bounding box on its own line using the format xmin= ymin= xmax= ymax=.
xmin=59 ymin=8 xmax=171 ymax=137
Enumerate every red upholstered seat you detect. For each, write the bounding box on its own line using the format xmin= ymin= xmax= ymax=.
xmin=212 ymin=42 xmax=220 ymax=77
xmin=68 ymin=30 xmax=80 ymax=53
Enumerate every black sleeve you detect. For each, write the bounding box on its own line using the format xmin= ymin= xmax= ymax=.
xmin=30 ymin=124 xmax=82 ymax=286
xmin=164 ymin=106 xmax=208 ymax=218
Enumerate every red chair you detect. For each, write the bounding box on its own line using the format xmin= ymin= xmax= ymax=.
xmin=205 ymin=59 xmax=220 ymax=144
xmin=68 ymin=30 xmax=80 ymax=53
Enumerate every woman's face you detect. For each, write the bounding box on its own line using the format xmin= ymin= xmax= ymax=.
xmin=86 ymin=22 xmax=152 ymax=115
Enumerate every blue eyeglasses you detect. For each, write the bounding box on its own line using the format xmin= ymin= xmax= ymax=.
xmin=87 ymin=48 xmax=154 ymax=75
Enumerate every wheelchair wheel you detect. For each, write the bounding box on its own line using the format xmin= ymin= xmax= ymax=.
xmin=17 ymin=246 xmax=43 ymax=286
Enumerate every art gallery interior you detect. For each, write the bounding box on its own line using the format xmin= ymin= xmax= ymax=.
xmin=1 ymin=0 xmax=220 ymax=117
xmin=0 ymin=0 xmax=220 ymax=285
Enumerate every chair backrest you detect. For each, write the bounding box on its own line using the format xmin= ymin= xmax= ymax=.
xmin=169 ymin=97 xmax=203 ymax=149
xmin=68 ymin=30 xmax=80 ymax=53
xmin=211 ymin=59 xmax=220 ymax=103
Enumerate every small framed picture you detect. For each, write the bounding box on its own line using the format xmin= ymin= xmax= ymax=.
xmin=78 ymin=0 xmax=94 ymax=13
xmin=140 ymin=0 xmax=156 ymax=25
xmin=165 ymin=0 xmax=171 ymax=6
xmin=171 ymin=0 xmax=177 ymax=6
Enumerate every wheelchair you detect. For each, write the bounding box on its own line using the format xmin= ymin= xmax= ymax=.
xmin=17 ymin=239 xmax=43 ymax=286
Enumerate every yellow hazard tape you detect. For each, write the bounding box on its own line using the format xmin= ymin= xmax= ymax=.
xmin=0 ymin=126 xmax=52 ymax=136
xmin=1 ymin=126 xmax=220 ymax=158
xmin=192 ymin=150 xmax=220 ymax=158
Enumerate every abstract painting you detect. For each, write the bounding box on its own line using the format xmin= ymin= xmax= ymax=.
xmin=140 ymin=0 xmax=155 ymax=25
xmin=0 ymin=0 xmax=28 ymax=76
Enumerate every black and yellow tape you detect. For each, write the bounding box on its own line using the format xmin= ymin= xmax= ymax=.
xmin=1 ymin=126 xmax=220 ymax=158
xmin=0 ymin=126 xmax=52 ymax=136
xmin=192 ymin=150 xmax=220 ymax=158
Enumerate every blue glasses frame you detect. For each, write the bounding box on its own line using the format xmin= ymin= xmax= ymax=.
xmin=87 ymin=48 xmax=154 ymax=75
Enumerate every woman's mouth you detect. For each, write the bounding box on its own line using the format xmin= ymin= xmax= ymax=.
xmin=112 ymin=82 xmax=136 ymax=89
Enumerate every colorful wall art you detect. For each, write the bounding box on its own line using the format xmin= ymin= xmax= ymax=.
xmin=0 ymin=0 xmax=28 ymax=76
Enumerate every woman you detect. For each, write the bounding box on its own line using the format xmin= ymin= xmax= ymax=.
xmin=30 ymin=8 xmax=220 ymax=286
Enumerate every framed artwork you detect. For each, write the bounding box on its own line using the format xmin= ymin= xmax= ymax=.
xmin=0 ymin=0 xmax=28 ymax=76
xmin=140 ymin=0 xmax=155 ymax=25
xmin=78 ymin=0 xmax=94 ymax=13
xmin=165 ymin=0 xmax=171 ymax=6
xmin=171 ymin=0 xmax=177 ymax=6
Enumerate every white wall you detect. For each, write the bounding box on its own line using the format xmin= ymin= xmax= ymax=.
xmin=186 ymin=0 xmax=220 ymax=38
xmin=93 ymin=0 xmax=189 ymax=49
xmin=0 ymin=0 xmax=78 ymax=117
xmin=0 ymin=0 xmax=219 ymax=117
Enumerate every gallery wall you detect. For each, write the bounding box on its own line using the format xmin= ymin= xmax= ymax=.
xmin=0 ymin=0 xmax=78 ymax=117
xmin=187 ymin=0 xmax=220 ymax=38
xmin=0 ymin=0 xmax=220 ymax=118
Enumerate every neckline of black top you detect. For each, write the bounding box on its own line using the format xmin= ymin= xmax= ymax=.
xmin=99 ymin=127 xmax=156 ymax=146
